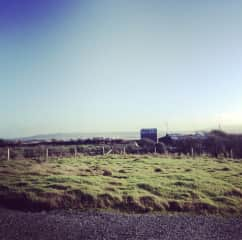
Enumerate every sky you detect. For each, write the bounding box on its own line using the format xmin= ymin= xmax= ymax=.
xmin=0 ymin=0 xmax=242 ymax=138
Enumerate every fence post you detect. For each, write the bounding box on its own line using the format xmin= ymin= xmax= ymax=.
xmin=7 ymin=148 xmax=10 ymax=161
xmin=74 ymin=146 xmax=77 ymax=158
xmin=102 ymin=146 xmax=105 ymax=155
xmin=154 ymin=146 xmax=157 ymax=154
xmin=191 ymin=147 xmax=194 ymax=158
xmin=165 ymin=149 xmax=169 ymax=157
xmin=123 ymin=147 xmax=126 ymax=155
xmin=230 ymin=149 xmax=233 ymax=159
xmin=46 ymin=148 xmax=49 ymax=161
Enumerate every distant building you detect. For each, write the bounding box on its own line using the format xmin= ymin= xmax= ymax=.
xmin=159 ymin=132 xmax=208 ymax=145
xmin=140 ymin=128 xmax=158 ymax=142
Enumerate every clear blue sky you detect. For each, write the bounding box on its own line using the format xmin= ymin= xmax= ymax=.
xmin=0 ymin=0 xmax=242 ymax=138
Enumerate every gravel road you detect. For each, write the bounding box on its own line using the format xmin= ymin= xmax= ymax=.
xmin=0 ymin=207 xmax=241 ymax=240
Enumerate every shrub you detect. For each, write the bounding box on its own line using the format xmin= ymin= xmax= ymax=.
xmin=103 ymin=169 xmax=112 ymax=176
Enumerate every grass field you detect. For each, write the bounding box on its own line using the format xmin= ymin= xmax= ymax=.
xmin=0 ymin=155 xmax=242 ymax=215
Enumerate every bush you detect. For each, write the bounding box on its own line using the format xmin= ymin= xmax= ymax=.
xmin=155 ymin=142 xmax=166 ymax=154
xmin=103 ymin=169 xmax=112 ymax=176
xmin=138 ymin=139 xmax=156 ymax=153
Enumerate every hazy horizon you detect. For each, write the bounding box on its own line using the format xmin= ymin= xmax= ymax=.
xmin=3 ymin=124 xmax=242 ymax=140
xmin=1 ymin=1 xmax=242 ymax=138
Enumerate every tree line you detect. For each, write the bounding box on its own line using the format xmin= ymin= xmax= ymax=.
xmin=159 ymin=130 xmax=242 ymax=158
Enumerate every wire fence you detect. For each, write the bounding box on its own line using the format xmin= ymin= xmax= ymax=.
xmin=0 ymin=144 xmax=154 ymax=161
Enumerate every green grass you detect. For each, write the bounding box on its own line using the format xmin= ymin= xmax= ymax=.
xmin=0 ymin=155 xmax=242 ymax=215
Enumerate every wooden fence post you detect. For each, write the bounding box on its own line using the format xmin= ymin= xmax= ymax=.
xmin=46 ymin=148 xmax=49 ymax=161
xmin=191 ymin=147 xmax=194 ymax=158
xmin=7 ymin=148 xmax=10 ymax=161
xmin=102 ymin=146 xmax=105 ymax=155
xmin=74 ymin=146 xmax=77 ymax=158
xmin=165 ymin=149 xmax=169 ymax=157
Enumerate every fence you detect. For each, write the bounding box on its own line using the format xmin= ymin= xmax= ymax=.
xmin=0 ymin=144 xmax=143 ymax=161
xmin=0 ymin=144 xmax=214 ymax=161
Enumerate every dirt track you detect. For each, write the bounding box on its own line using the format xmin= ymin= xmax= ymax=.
xmin=0 ymin=207 xmax=241 ymax=240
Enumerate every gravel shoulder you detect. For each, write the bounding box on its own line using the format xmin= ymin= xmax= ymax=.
xmin=0 ymin=207 xmax=241 ymax=240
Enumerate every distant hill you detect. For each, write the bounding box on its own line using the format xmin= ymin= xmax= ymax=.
xmin=10 ymin=125 xmax=242 ymax=142
xmin=16 ymin=132 xmax=140 ymax=141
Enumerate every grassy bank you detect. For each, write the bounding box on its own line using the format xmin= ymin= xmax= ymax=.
xmin=0 ymin=155 xmax=242 ymax=215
